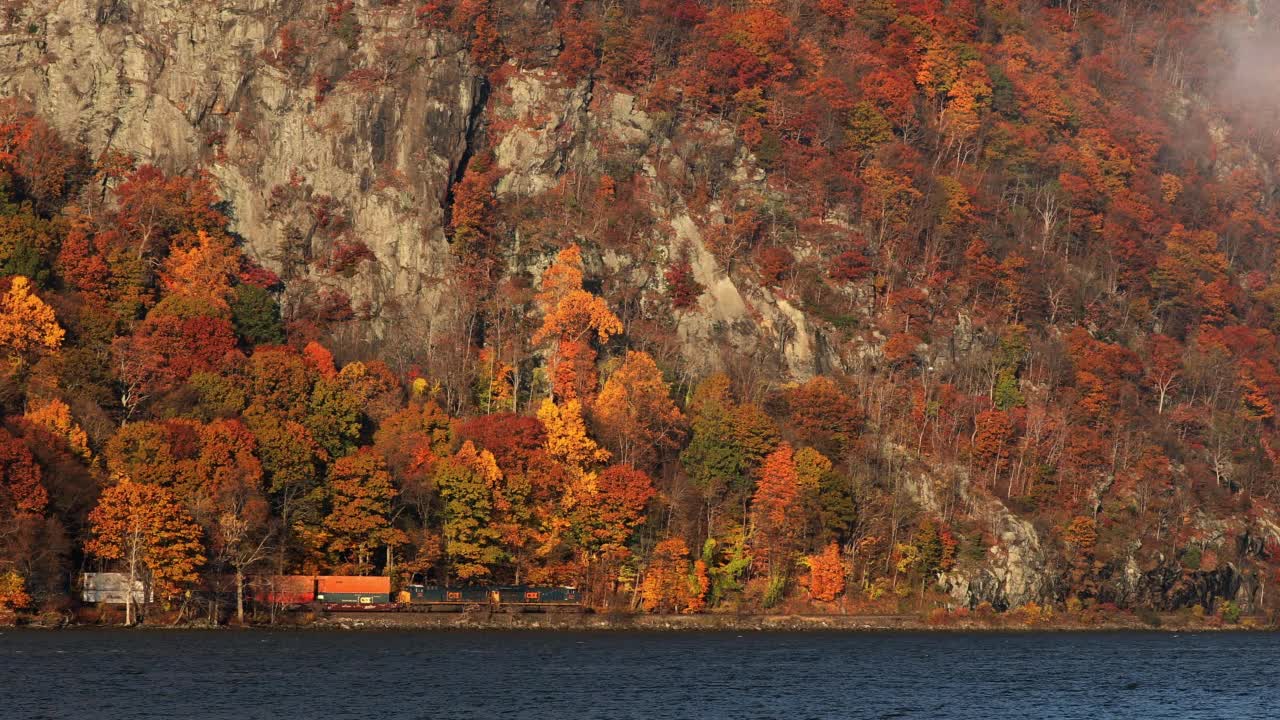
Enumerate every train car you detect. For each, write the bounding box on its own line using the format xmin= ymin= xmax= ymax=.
xmin=405 ymin=585 xmax=492 ymax=606
xmin=494 ymin=586 xmax=581 ymax=611
xmin=315 ymin=575 xmax=391 ymax=605
xmin=251 ymin=575 xmax=316 ymax=606
xmin=305 ymin=575 xmax=584 ymax=614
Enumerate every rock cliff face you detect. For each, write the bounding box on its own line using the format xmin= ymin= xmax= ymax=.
xmin=2 ymin=0 xmax=836 ymax=376
xmin=2 ymin=0 xmax=482 ymax=345
xmin=486 ymin=65 xmax=834 ymax=379
xmin=902 ymin=467 xmax=1051 ymax=611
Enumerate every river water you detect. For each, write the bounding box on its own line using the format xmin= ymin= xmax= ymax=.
xmin=0 ymin=629 xmax=1274 ymax=719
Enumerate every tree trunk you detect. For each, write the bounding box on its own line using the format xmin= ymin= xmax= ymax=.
xmin=125 ymin=550 xmax=136 ymax=627
xmin=235 ymin=568 xmax=245 ymax=625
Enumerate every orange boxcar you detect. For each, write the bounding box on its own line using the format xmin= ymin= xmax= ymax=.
xmin=315 ymin=576 xmax=391 ymax=594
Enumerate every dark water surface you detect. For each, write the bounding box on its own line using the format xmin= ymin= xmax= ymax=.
xmin=0 ymin=629 xmax=1274 ymax=719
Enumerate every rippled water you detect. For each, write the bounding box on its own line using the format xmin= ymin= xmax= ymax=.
xmin=1 ymin=629 xmax=1275 ymax=719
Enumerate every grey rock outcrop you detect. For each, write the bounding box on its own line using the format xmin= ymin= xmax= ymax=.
xmin=2 ymin=0 xmax=483 ymax=341
xmin=901 ymin=467 xmax=1051 ymax=610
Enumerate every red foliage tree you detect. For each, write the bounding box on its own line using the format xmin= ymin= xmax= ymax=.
xmin=664 ymin=257 xmax=702 ymax=310
xmin=459 ymin=413 xmax=547 ymax=474
xmin=0 ymin=430 xmax=47 ymax=517
xmin=572 ymin=464 xmax=655 ymax=553
xmin=751 ymin=444 xmax=803 ymax=577
xmin=114 ymin=311 xmax=238 ymax=399
xmin=783 ymin=376 xmax=861 ymax=456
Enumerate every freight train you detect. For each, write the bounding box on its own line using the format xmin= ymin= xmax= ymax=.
xmin=251 ymin=575 xmax=583 ymax=613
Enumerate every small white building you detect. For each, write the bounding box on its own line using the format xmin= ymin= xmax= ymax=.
xmin=81 ymin=573 xmax=151 ymax=605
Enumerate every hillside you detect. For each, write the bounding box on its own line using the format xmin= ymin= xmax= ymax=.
xmin=2 ymin=0 xmax=1280 ymax=623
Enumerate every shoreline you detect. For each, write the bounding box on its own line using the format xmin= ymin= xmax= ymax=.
xmin=15 ymin=611 xmax=1275 ymax=633
xmin=313 ymin=611 xmax=1277 ymax=633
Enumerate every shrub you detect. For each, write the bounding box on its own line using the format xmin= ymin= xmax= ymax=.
xmin=829 ymin=248 xmax=871 ymax=283
xmin=324 ymin=239 xmax=376 ymax=277
xmin=665 ymin=258 xmax=702 ymax=310
xmin=865 ymin=577 xmax=891 ymax=600
xmin=757 ymin=246 xmax=795 ymax=288
xmin=1180 ymin=546 xmax=1202 ymax=570
xmin=1221 ymin=601 xmax=1241 ymax=625
xmin=763 ymin=575 xmax=787 ymax=609
xmin=1014 ymin=601 xmax=1046 ymax=626
xmin=313 ymin=72 xmax=334 ymax=104
xmin=1137 ymin=606 xmax=1161 ymax=627
xmin=230 ymin=284 xmax=285 ymax=345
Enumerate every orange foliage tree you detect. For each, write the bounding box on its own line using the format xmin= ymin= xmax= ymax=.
xmin=449 ymin=154 xmax=500 ymax=293
xmin=592 ymin=350 xmax=686 ymax=469
xmin=85 ymin=478 xmax=205 ymax=625
xmin=0 ymin=571 xmax=31 ymax=622
xmin=571 ymin=464 xmax=655 ymax=555
xmin=972 ymin=408 xmax=1014 ymax=488
xmin=804 ymin=542 xmax=845 ymax=602
xmin=322 ymin=449 xmax=406 ymax=574
xmin=750 ymin=444 xmax=803 ymax=578
xmin=22 ymin=398 xmax=90 ymax=461
xmin=533 ymin=245 xmax=623 ymax=402
xmin=0 ymin=99 xmax=84 ymax=211
xmin=187 ymin=419 xmax=271 ymax=622
xmin=641 ymin=537 xmax=707 ymax=614
xmin=783 ymin=376 xmax=860 ymax=456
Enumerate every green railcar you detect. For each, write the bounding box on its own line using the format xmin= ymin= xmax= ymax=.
xmin=400 ymin=581 xmax=581 ymax=610
xmin=495 ymin=586 xmax=580 ymax=605
xmin=405 ymin=585 xmax=492 ymax=605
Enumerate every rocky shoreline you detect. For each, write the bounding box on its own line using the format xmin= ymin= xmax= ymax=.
xmin=11 ymin=609 xmax=1276 ymax=632
xmin=310 ymin=611 xmax=1278 ymax=633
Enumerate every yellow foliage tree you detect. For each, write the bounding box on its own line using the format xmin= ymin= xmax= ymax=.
xmin=435 ymin=441 xmax=505 ymax=582
xmin=0 ymin=276 xmax=64 ymax=357
xmin=793 ymin=446 xmax=831 ymax=500
xmin=24 ymin=397 xmax=91 ymax=460
xmin=0 ymin=570 xmax=31 ymax=622
xmin=538 ymin=398 xmax=610 ymax=472
xmin=538 ymin=398 xmax=610 ymax=513
xmin=455 ymin=439 xmax=503 ymax=486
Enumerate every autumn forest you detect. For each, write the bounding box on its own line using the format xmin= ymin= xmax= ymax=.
xmin=2 ymin=0 xmax=1280 ymax=626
